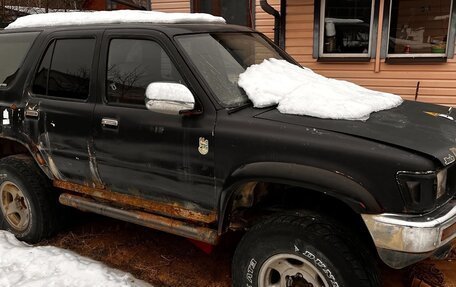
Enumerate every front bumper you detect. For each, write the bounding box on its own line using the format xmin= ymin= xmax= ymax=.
xmin=362 ymin=200 xmax=456 ymax=269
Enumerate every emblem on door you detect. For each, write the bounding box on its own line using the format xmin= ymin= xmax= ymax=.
xmin=198 ymin=137 xmax=209 ymax=155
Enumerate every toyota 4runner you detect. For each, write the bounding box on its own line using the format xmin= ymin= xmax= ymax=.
xmin=1 ymin=11 xmax=456 ymax=287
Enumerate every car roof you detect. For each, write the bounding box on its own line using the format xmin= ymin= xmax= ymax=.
xmin=0 ymin=23 xmax=254 ymax=37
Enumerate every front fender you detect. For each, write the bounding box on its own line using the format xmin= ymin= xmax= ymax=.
xmin=218 ymin=162 xmax=382 ymax=232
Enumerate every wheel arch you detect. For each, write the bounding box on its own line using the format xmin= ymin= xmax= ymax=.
xmin=218 ymin=162 xmax=382 ymax=234
xmin=0 ymin=137 xmax=52 ymax=179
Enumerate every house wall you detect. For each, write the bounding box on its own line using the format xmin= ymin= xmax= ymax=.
xmin=152 ymin=0 xmax=456 ymax=106
xmin=286 ymin=0 xmax=456 ymax=106
xmin=152 ymin=0 xmax=190 ymax=12
xmin=151 ymin=0 xmax=279 ymax=31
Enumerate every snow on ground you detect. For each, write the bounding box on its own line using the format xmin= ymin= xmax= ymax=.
xmin=6 ymin=10 xmax=225 ymax=30
xmin=238 ymin=59 xmax=403 ymax=121
xmin=0 ymin=231 xmax=152 ymax=287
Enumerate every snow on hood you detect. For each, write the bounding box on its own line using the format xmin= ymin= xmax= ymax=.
xmin=5 ymin=10 xmax=225 ymax=29
xmin=0 ymin=231 xmax=151 ymax=287
xmin=238 ymin=59 xmax=403 ymax=121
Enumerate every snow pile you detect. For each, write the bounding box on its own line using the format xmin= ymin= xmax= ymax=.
xmin=0 ymin=231 xmax=151 ymax=287
xmin=6 ymin=10 xmax=225 ymax=29
xmin=238 ymin=59 xmax=403 ymax=121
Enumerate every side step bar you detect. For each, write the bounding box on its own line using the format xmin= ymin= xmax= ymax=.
xmin=53 ymin=180 xmax=217 ymax=224
xmin=59 ymin=193 xmax=219 ymax=245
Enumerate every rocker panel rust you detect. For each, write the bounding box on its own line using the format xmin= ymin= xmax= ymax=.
xmin=53 ymin=180 xmax=217 ymax=224
xmin=59 ymin=193 xmax=219 ymax=245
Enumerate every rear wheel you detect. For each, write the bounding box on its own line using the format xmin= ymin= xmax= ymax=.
xmin=232 ymin=212 xmax=380 ymax=287
xmin=0 ymin=155 xmax=58 ymax=243
xmin=0 ymin=181 xmax=32 ymax=233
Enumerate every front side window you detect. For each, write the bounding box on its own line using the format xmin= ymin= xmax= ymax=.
xmin=319 ymin=0 xmax=375 ymax=57
xmin=106 ymin=39 xmax=184 ymax=106
xmin=32 ymin=38 xmax=95 ymax=100
xmin=388 ymin=0 xmax=453 ymax=57
xmin=0 ymin=32 xmax=39 ymax=88
xmin=193 ymin=0 xmax=253 ymax=27
xmin=176 ymin=33 xmax=284 ymax=107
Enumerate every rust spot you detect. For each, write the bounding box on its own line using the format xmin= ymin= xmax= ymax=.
xmin=35 ymin=152 xmax=46 ymax=166
xmin=87 ymin=140 xmax=104 ymax=188
xmin=54 ymin=180 xmax=217 ymax=224
xmin=59 ymin=193 xmax=219 ymax=244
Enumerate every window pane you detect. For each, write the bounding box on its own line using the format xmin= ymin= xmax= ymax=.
xmin=388 ymin=0 xmax=452 ymax=55
xmin=177 ymin=33 xmax=284 ymax=107
xmin=193 ymin=0 xmax=252 ymax=27
xmin=32 ymin=41 xmax=55 ymax=95
xmin=48 ymin=39 xmax=95 ymax=100
xmin=322 ymin=0 xmax=373 ymax=54
xmin=0 ymin=32 xmax=39 ymax=88
xmin=107 ymin=39 xmax=184 ymax=105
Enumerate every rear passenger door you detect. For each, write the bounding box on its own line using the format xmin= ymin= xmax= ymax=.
xmin=92 ymin=30 xmax=217 ymax=213
xmin=24 ymin=31 xmax=101 ymax=184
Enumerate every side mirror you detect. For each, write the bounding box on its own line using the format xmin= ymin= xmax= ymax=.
xmin=145 ymin=82 xmax=195 ymax=115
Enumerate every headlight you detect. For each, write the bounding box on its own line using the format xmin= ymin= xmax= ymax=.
xmin=436 ymin=169 xmax=448 ymax=199
xmin=397 ymin=170 xmax=448 ymax=213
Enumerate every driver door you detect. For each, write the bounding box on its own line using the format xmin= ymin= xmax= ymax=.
xmin=92 ymin=30 xmax=217 ymax=214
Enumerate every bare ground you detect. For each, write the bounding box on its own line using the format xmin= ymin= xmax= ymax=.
xmin=40 ymin=213 xmax=456 ymax=287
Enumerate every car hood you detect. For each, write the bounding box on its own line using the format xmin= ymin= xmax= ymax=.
xmin=254 ymin=100 xmax=456 ymax=166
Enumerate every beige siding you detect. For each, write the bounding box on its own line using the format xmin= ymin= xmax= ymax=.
xmin=255 ymin=0 xmax=280 ymax=39
xmin=152 ymin=0 xmax=190 ymax=13
xmin=284 ymin=0 xmax=456 ymax=106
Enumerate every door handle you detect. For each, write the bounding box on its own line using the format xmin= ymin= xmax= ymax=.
xmin=25 ymin=109 xmax=39 ymax=118
xmin=101 ymin=118 xmax=118 ymax=128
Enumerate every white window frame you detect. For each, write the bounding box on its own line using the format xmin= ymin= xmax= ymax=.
xmin=319 ymin=0 xmax=376 ymax=58
xmin=386 ymin=0 xmax=454 ymax=58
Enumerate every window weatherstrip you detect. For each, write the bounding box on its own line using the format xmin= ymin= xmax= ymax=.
xmin=318 ymin=0 xmax=376 ymax=58
xmin=45 ymin=41 xmax=56 ymax=97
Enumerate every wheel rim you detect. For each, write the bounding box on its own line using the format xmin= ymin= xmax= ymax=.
xmin=0 ymin=181 xmax=31 ymax=232
xmin=258 ymin=253 xmax=330 ymax=287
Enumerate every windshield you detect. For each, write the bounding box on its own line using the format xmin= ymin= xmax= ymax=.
xmin=176 ymin=33 xmax=285 ymax=107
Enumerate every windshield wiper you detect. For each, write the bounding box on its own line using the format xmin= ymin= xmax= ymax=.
xmin=227 ymin=102 xmax=252 ymax=114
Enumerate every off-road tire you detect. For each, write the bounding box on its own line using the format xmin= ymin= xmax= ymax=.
xmin=232 ymin=211 xmax=380 ymax=287
xmin=0 ymin=154 xmax=58 ymax=243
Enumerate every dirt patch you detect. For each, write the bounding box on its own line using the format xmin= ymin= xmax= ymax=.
xmin=42 ymin=214 xmax=234 ymax=287
xmin=41 ymin=213 xmax=455 ymax=287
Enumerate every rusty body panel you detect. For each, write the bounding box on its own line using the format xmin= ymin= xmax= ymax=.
xmin=59 ymin=193 xmax=219 ymax=244
xmin=53 ymin=180 xmax=217 ymax=224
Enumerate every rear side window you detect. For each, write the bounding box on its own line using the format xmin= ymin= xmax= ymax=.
xmin=32 ymin=38 xmax=95 ymax=100
xmin=106 ymin=39 xmax=184 ymax=105
xmin=0 ymin=32 xmax=39 ymax=88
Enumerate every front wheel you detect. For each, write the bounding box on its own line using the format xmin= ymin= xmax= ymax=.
xmin=232 ymin=212 xmax=380 ymax=287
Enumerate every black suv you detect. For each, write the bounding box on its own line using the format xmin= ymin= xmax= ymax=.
xmin=1 ymin=18 xmax=456 ymax=287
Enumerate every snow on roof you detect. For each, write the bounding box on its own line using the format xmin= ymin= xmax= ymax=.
xmin=5 ymin=10 xmax=226 ymax=29
xmin=238 ymin=59 xmax=403 ymax=121
xmin=0 ymin=231 xmax=151 ymax=286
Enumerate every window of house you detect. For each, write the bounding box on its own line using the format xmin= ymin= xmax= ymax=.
xmin=387 ymin=0 xmax=453 ymax=57
xmin=319 ymin=0 xmax=375 ymax=58
xmin=192 ymin=0 xmax=253 ymax=27
xmin=106 ymin=39 xmax=184 ymax=106
xmin=32 ymin=38 xmax=95 ymax=100
xmin=108 ymin=0 xmax=118 ymax=10
xmin=0 ymin=32 xmax=39 ymax=88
